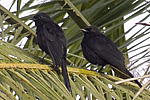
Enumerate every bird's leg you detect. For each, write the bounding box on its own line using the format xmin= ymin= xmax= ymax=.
xmin=98 ymin=66 xmax=104 ymax=73
xmin=39 ymin=54 xmax=48 ymax=64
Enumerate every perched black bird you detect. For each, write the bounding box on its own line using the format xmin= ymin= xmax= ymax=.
xmin=81 ymin=25 xmax=142 ymax=87
xmin=32 ymin=13 xmax=72 ymax=93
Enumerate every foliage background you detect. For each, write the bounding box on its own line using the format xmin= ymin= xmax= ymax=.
xmin=0 ymin=0 xmax=150 ymax=100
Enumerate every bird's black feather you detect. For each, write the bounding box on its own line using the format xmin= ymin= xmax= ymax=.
xmin=32 ymin=13 xmax=72 ymax=93
xmin=81 ymin=25 xmax=142 ymax=87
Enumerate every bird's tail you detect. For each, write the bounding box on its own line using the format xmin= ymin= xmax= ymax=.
xmin=124 ymin=68 xmax=142 ymax=88
xmin=61 ymin=58 xmax=72 ymax=94
xmin=111 ymin=64 xmax=142 ymax=88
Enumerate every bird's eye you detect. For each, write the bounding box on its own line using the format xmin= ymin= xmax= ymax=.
xmin=39 ymin=16 xmax=43 ymax=19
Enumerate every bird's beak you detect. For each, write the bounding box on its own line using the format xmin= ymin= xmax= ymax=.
xmin=136 ymin=22 xmax=150 ymax=26
xmin=80 ymin=29 xmax=87 ymax=32
xmin=30 ymin=17 xmax=36 ymax=21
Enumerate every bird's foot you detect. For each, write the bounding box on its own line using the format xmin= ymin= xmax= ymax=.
xmin=98 ymin=70 xmax=104 ymax=74
xmin=51 ymin=65 xmax=60 ymax=71
xmin=39 ymin=58 xmax=44 ymax=64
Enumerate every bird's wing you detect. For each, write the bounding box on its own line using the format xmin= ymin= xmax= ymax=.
xmin=86 ymin=34 xmax=142 ymax=87
xmin=42 ymin=23 xmax=67 ymax=65
xmin=42 ymin=22 xmax=72 ymax=91
xmin=88 ymin=35 xmax=125 ymax=67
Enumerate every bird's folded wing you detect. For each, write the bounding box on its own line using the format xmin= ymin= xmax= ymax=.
xmin=88 ymin=36 xmax=125 ymax=67
xmin=43 ymin=23 xmax=66 ymax=65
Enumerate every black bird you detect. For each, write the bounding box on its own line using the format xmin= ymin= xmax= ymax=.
xmin=81 ymin=25 xmax=142 ymax=87
xmin=32 ymin=13 xmax=72 ymax=93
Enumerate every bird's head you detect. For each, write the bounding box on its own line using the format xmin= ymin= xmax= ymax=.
xmin=81 ymin=25 xmax=100 ymax=35
xmin=31 ymin=13 xmax=52 ymax=26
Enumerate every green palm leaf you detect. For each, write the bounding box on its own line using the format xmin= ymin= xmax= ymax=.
xmin=0 ymin=0 xmax=149 ymax=99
